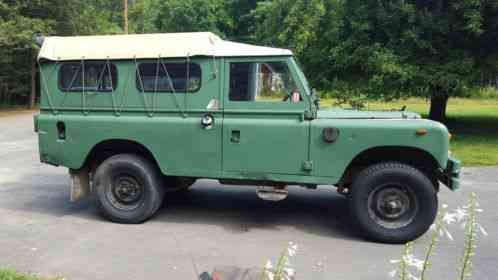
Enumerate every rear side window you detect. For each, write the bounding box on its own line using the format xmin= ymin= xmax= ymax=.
xmin=59 ymin=62 xmax=118 ymax=92
xmin=136 ymin=62 xmax=201 ymax=93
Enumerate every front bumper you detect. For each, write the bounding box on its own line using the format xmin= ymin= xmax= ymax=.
xmin=438 ymin=156 xmax=461 ymax=191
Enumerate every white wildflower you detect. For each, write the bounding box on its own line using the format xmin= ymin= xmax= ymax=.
xmin=390 ymin=259 xmax=401 ymax=264
xmin=442 ymin=212 xmax=457 ymax=225
xmin=454 ymin=207 xmax=468 ymax=222
xmin=478 ymin=224 xmax=488 ymax=236
xmin=442 ymin=203 xmax=448 ymax=209
xmin=287 ymin=242 xmax=298 ymax=257
xmin=403 ymin=254 xmax=424 ymax=271
xmin=429 ymin=223 xmax=437 ymax=232
xmin=407 ymin=272 xmax=421 ymax=280
xmin=264 ymin=270 xmax=274 ymax=280
xmin=442 ymin=227 xmax=454 ymax=241
xmin=265 ymin=260 xmax=273 ymax=270
xmin=388 ymin=269 xmax=397 ymax=278
xmin=283 ymin=267 xmax=295 ymax=277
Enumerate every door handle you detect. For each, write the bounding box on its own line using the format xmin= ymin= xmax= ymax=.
xmin=231 ymin=130 xmax=240 ymax=143
xmin=201 ymin=114 xmax=214 ymax=129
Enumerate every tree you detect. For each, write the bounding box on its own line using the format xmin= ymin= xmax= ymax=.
xmin=153 ymin=0 xmax=232 ymax=37
xmin=330 ymin=0 xmax=498 ymax=122
xmin=68 ymin=0 xmax=122 ymax=35
xmin=250 ymin=0 xmax=327 ymax=81
xmin=129 ymin=0 xmax=162 ymax=34
xmin=0 ymin=1 xmax=54 ymax=106
xmin=224 ymin=0 xmax=258 ymax=41
xmin=253 ymin=0 xmax=498 ymax=122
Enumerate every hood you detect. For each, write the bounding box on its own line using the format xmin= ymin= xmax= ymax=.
xmin=317 ymin=108 xmax=421 ymax=119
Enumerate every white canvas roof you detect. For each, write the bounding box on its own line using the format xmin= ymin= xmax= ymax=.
xmin=38 ymin=32 xmax=292 ymax=61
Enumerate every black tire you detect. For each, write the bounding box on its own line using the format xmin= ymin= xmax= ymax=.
xmin=162 ymin=176 xmax=196 ymax=193
xmin=93 ymin=154 xmax=165 ymax=223
xmin=349 ymin=162 xmax=438 ymax=243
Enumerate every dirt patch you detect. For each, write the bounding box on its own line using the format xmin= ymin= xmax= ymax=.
xmin=0 ymin=109 xmax=38 ymax=118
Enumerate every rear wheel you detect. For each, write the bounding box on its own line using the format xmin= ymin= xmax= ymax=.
xmin=94 ymin=154 xmax=165 ymax=223
xmin=349 ymin=162 xmax=437 ymax=243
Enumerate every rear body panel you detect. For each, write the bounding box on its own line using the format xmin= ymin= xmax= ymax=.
xmin=37 ymin=58 xmax=224 ymax=178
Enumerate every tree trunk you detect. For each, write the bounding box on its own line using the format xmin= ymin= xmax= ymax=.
xmin=5 ymin=83 xmax=11 ymax=106
xmin=429 ymin=94 xmax=449 ymax=123
xmin=3 ymin=82 xmax=9 ymax=106
xmin=29 ymin=59 xmax=37 ymax=108
xmin=0 ymin=82 xmax=4 ymax=105
xmin=123 ymin=0 xmax=129 ymax=34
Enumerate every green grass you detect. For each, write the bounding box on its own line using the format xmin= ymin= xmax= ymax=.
xmin=464 ymin=86 xmax=498 ymax=99
xmin=0 ymin=268 xmax=62 ymax=280
xmin=321 ymin=98 xmax=498 ymax=166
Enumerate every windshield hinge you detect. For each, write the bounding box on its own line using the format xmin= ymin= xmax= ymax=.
xmin=304 ymin=110 xmax=315 ymax=120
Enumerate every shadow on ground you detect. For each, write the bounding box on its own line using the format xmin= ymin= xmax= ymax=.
xmin=157 ymin=181 xmax=359 ymax=241
xmin=1 ymin=174 xmax=361 ymax=241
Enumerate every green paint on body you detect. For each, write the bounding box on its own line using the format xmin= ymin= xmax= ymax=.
xmin=36 ymin=55 xmax=457 ymax=188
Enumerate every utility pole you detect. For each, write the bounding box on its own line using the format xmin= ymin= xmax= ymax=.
xmin=123 ymin=0 xmax=128 ymax=34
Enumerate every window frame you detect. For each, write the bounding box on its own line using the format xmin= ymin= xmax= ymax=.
xmin=226 ymin=57 xmax=305 ymax=104
xmin=135 ymin=61 xmax=202 ymax=94
xmin=58 ymin=61 xmax=118 ymax=93
xmin=223 ymin=56 xmax=309 ymax=111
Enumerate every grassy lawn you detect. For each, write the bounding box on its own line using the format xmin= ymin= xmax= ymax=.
xmin=0 ymin=268 xmax=62 ymax=280
xmin=321 ymin=98 xmax=498 ymax=166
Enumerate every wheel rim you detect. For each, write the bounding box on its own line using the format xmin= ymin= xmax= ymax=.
xmin=367 ymin=184 xmax=418 ymax=229
xmin=106 ymin=173 xmax=144 ymax=211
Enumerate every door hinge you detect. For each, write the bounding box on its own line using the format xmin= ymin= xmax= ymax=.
xmin=302 ymin=160 xmax=313 ymax=172
xmin=304 ymin=110 xmax=314 ymax=120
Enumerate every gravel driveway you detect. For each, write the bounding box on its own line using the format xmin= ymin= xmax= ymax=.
xmin=0 ymin=111 xmax=497 ymax=280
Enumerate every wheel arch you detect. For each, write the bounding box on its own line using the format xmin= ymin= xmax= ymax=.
xmin=339 ymin=146 xmax=442 ymax=190
xmin=82 ymin=139 xmax=161 ymax=174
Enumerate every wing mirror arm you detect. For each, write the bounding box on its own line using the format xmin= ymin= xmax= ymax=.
xmin=311 ymin=88 xmax=320 ymax=110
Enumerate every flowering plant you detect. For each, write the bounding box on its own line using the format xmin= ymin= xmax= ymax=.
xmin=389 ymin=192 xmax=487 ymax=280
xmin=261 ymin=242 xmax=298 ymax=280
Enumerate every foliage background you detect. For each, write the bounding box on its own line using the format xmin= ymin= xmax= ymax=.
xmin=1 ymin=0 xmax=497 ymax=120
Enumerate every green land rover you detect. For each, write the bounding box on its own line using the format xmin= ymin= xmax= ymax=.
xmin=34 ymin=32 xmax=460 ymax=243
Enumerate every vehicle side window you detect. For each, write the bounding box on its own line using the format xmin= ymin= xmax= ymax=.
xmin=59 ymin=62 xmax=117 ymax=92
xmin=229 ymin=62 xmax=300 ymax=102
xmin=136 ymin=62 xmax=201 ymax=93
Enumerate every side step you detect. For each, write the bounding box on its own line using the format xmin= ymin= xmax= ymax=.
xmin=256 ymin=186 xmax=288 ymax=201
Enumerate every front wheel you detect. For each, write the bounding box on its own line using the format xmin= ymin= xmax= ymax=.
xmin=93 ymin=154 xmax=165 ymax=223
xmin=349 ymin=162 xmax=438 ymax=243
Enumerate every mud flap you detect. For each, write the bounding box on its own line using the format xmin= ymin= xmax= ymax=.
xmin=69 ymin=168 xmax=90 ymax=202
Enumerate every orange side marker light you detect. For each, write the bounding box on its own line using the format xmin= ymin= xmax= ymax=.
xmin=416 ymin=129 xmax=428 ymax=136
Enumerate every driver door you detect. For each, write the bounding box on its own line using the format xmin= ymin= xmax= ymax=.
xmin=222 ymin=57 xmax=310 ymax=177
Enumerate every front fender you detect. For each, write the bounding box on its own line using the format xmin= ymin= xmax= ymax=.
xmin=310 ymin=118 xmax=450 ymax=180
